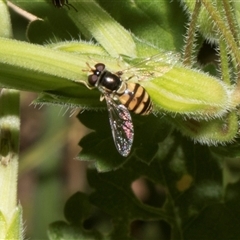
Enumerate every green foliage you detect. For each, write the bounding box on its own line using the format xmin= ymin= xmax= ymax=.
xmin=1 ymin=0 xmax=240 ymax=239
xmin=79 ymin=112 xmax=168 ymax=171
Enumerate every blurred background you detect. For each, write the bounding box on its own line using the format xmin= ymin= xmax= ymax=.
xmin=19 ymin=92 xmax=90 ymax=239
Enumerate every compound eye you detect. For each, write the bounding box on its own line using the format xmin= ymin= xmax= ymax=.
xmin=88 ymin=74 xmax=98 ymax=86
xmin=95 ymin=63 xmax=105 ymax=72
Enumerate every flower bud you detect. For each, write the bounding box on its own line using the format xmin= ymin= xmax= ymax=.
xmin=168 ymin=112 xmax=238 ymax=145
xmin=142 ymin=65 xmax=233 ymax=119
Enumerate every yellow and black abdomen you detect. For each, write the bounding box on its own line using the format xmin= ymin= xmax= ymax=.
xmin=118 ymin=83 xmax=152 ymax=115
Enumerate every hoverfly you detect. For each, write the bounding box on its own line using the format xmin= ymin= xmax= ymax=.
xmin=87 ymin=63 xmax=153 ymax=157
xmin=52 ymin=0 xmax=77 ymax=11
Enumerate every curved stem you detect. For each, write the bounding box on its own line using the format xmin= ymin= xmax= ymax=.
xmin=183 ymin=0 xmax=202 ymax=66
xmin=201 ymin=0 xmax=240 ymax=64
xmin=219 ymin=40 xmax=231 ymax=85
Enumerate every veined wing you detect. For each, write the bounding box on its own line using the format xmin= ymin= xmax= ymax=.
xmin=104 ymin=94 xmax=134 ymax=157
xmin=119 ymin=51 xmax=180 ymax=82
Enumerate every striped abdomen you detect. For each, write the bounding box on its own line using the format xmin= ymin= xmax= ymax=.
xmin=118 ymin=83 xmax=152 ymax=115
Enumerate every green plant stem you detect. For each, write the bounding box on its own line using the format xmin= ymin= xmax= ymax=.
xmin=183 ymin=0 xmax=202 ymax=66
xmin=222 ymin=0 xmax=238 ymax=43
xmin=201 ymin=0 xmax=240 ymax=67
xmin=0 ymin=153 xmax=18 ymax=221
xmin=0 ymin=1 xmax=23 ymax=238
xmin=0 ymin=89 xmax=22 ymax=239
xmin=219 ymin=40 xmax=231 ymax=85
xmin=0 ymin=0 xmax=12 ymax=37
xmin=221 ymin=0 xmax=240 ymax=78
xmin=0 ymin=151 xmax=18 ymax=223
xmin=0 ymin=37 xmax=126 ymax=98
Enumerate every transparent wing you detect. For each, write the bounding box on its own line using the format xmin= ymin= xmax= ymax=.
xmin=119 ymin=51 xmax=180 ymax=82
xmin=104 ymin=94 xmax=134 ymax=157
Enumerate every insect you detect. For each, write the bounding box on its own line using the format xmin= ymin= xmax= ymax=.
xmin=87 ymin=63 xmax=153 ymax=157
xmin=52 ymin=0 xmax=77 ymax=11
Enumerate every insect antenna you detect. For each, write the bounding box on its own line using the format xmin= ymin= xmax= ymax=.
xmin=64 ymin=2 xmax=78 ymax=12
xmin=52 ymin=0 xmax=78 ymax=12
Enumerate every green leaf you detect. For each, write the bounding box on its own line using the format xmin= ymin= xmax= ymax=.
xmin=78 ymin=110 xmax=171 ymax=172
xmin=48 ymin=192 xmax=103 ymax=240
xmin=84 ymin=137 xmax=240 ymax=239
xmin=78 ymin=110 xmax=131 ymax=172
xmin=87 ymin=162 xmax=170 ymax=240
xmin=48 ymin=221 xmax=103 ymax=240
xmin=27 ymin=10 xmax=80 ymax=44
xmin=66 ymin=0 xmax=137 ymax=57
xmin=182 ymin=181 xmax=240 ymax=240
xmin=21 ymin=0 xmax=137 ymax=57
xmin=98 ymin=0 xmax=186 ymax=51
xmin=64 ymin=192 xmax=92 ymax=225
xmin=210 ymin=141 xmax=240 ymax=159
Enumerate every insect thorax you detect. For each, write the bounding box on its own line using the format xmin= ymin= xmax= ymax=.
xmin=98 ymin=71 xmax=126 ymax=94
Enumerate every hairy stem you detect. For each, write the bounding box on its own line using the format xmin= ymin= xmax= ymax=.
xmin=218 ymin=40 xmax=231 ymax=85
xmin=183 ymin=0 xmax=202 ymax=66
xmin=201 ymin=0 xmax=240 ymax=66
